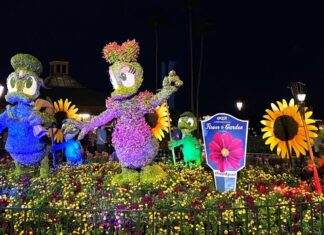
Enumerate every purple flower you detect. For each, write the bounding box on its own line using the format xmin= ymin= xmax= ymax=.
xmin=116 ymin=204 xmax=125 ymax=211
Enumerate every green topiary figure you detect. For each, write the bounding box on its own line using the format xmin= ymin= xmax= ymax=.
xmin=169 ymin=112 xmax=202 ymax=168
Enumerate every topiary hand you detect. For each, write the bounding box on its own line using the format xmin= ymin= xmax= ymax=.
xmin=162 ymin=70 xmax=183 ymax=88
xmin=65 ymin=119 xmax=89 ymax=140
xmin=168 ymin=141 xmax=175 ymax=150
xmin=28 ymin=110 xmax=46 ymax=126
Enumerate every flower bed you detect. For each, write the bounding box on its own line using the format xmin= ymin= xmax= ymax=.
xmin=0 ymin=162 xmax=324 ymax=234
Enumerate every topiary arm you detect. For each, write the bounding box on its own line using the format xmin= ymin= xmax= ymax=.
xmin=33 ymin=99 xmax=56 ymax=128
xmin=169 ymin=138 xmax=185 ymax=149
xmin=68 ymin=108 xmax=118 ymax=140
xmin=51 ymin=141 xmax=68 ymax=152
xmin=151 ymin=70 xmax=183 ymax=108
xmin=0 ymin=111 xmax=8 ymax=133
xmin=28 ymin=110 xmax=55 ymax=127
xmin=42 ymin=112 xmax=56 ymax=128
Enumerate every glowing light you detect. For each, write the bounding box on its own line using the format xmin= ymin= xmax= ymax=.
xmin=0 ymin=84 xmax=4 ymax=97
xmin=297 ymin=93 xmax=306 ymax=102
xmin=236 ymin=101 xmax=243 ymax=111
xmin=79 ymin=113 xmax=91 ymax=121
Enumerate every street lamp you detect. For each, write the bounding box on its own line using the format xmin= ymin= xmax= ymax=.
xmin=297 ymin=93 xmax=306 ymax=103
xmin=236 ymin=101 xmax=243 ymax=111
xmin=288 ymin=81 xmax=306 ymax=105
xmin=288 ymin=81 xmax=322 ymax=193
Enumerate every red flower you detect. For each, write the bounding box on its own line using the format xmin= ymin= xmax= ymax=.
xmin=158 ymin=191 xmax=165 ymax=199
xmin=258 ymin=184 xmax=266 ymax=194
xmin=209 ymin=132 xmax=244 ymax=172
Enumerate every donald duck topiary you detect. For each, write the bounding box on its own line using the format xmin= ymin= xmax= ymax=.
xmin=0 ymin=54 xmax=55 ymax=176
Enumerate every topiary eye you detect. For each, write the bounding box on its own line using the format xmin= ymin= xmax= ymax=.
xmin=187 ymin=118 xmax=194 ymax=126
xmin=120 ymin=72 xmax=135 ymax=87
xmin=7 ymin=73 xmax=17 ymax=93
xmin=25 ymin=77 xmax=33 ymax=88
xmin=23 ymin=76 xmax=38 ymax=96
xmin=120 ymin=73 xmax=127 ymax=81
xmin=10 ymin=78 xmax=16 ymax=88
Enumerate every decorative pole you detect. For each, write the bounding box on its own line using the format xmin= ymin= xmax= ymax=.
xmin=299 ymin=104 xmax=322 ymax=193
xmin=289 ymin=82 xmax=322 ymax=193
xmin=167 ymin=103 xmax=176 ymax=165
xmin=50 ymin=125 xmax=56 ymax=170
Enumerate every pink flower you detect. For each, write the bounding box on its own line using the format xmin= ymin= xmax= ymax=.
xmin=208 ymin=132 xmax=244 ymax=172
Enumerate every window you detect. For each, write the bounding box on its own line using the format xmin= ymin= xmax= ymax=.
xmin=56 ymin=65 xmax=61 ymax=74
xmin=62 ymin=64 xmax=66 ymax=74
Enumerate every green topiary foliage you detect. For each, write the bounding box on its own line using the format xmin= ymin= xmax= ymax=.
xmin=39 ymin=155 xmax=49 ymax=178
xmin=140 ymin=164 xmax=167 ymax=185
xmin=319 ymin=129 xmax=324 ymax=139
xmin=11 ymin=54 xmax=43 ymax=76
xmin=13 ymin=162 xmax=24 ymax=177
xmin=112 ymin=168 xmax=140 ymax=186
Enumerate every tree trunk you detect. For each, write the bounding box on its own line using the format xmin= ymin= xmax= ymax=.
xmin=155 ymin=27 xmax=159 ymax=90
xmin=189 ymin=10 xmax=195 ymax=113
xmin=196 ymin=34 xmax=204 ymax=134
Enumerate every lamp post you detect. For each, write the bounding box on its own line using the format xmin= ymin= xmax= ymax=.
xmin=288 ymin=82 xmax=322 ymax=193
xmin=236 ymin=100 xmax=244 ymax=120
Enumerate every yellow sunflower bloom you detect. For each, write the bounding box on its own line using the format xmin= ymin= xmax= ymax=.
xmin=49 ymin=98 xmax=80 ymax=143
xmin=261 ymin=99 xmax=318 ymax=158
xmin=151 ymin=103 xmax=170 ymax=141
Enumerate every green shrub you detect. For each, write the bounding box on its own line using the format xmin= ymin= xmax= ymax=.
xmin=112 ymin=167 xmax=139 ymax=186
xmin=140 ymin=164 xmax=167 ymax=185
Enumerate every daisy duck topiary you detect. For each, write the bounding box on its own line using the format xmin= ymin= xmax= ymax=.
xmin=69 ymin=39 xmax=183 ymax=184
xmin=0 ymin=54 xmax=55 ymax=176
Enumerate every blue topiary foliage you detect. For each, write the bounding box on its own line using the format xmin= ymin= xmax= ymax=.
xmin=0 ymin=54 xmax=54 ymax=166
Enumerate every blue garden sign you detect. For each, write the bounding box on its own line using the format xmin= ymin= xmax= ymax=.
xmin=201 ymin=113 xmax=249 ymax=192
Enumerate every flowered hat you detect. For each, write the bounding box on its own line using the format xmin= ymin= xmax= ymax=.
xmin=102 ymin=40 xmax=144 ymax=98
xmin=5 ymin=53 xmax=44 ymax=104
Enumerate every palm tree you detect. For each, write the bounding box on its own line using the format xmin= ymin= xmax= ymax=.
xmin=183 ymin=0 xmax=200 ymax=114
xmin=147 ymin=15 xmax=167 ymax=90
xmin=196 ymin=18 xmax=214 ymax=129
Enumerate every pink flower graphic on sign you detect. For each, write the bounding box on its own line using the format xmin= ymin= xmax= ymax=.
xmin=209 ymin=132 xmax=244 ymax=172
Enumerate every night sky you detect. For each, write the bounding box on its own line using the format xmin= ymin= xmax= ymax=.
xmin=1 ymin=0 xmax=324 ymax=123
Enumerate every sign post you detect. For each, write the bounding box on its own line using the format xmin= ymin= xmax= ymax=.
xmin=201 ymin=113 xmax=248 ymax=192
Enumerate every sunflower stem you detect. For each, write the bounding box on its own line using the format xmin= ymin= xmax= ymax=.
xmin=285 ymin=140 xmax=293 ymax=168
xmin=300 ymin=109 xmax=322 ymax=194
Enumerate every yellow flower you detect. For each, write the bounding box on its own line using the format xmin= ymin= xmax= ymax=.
xmin=150 ymin=103 xmax=170 ymax=141
xmin=261 ymin=99 xmax=317 ymax=158
xmin=49 ymin=98 xmax=80 ymax=143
